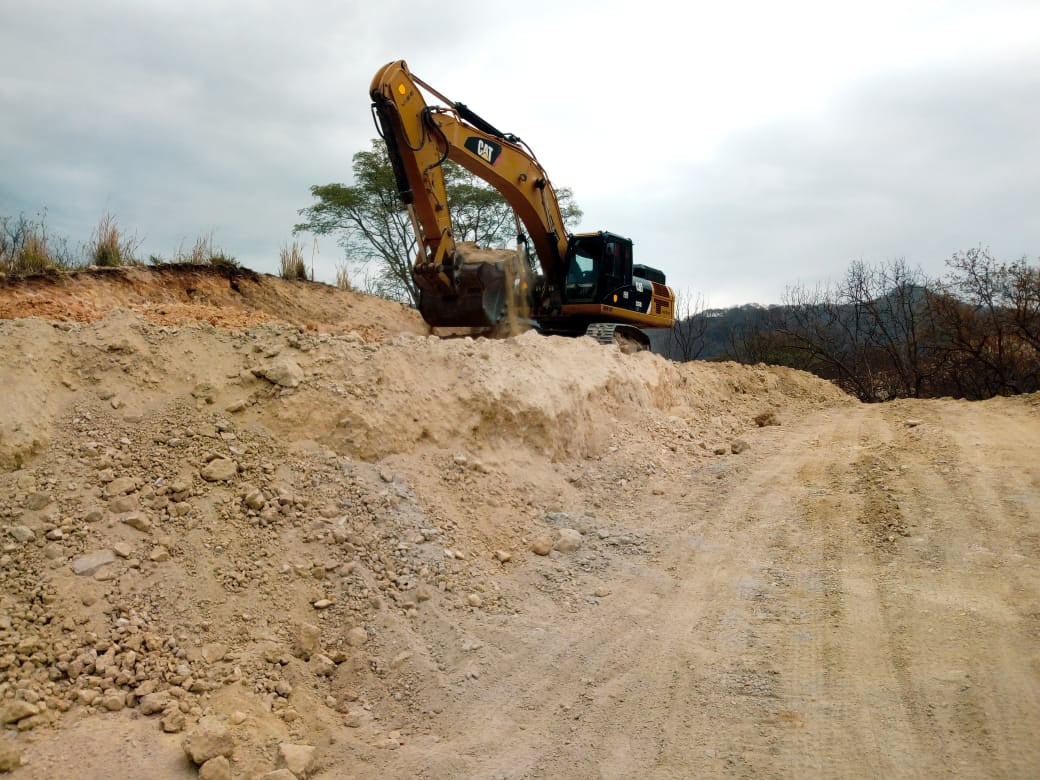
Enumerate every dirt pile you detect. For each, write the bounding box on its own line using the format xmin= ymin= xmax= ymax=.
xmin=0 ymin=269 xmax=859 ymax=778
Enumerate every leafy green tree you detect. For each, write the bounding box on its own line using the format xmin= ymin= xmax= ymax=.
xmin=295 ymin=139 xmax=582 ymax=305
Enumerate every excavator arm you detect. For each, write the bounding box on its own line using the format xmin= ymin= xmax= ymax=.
xmin=370 ymin=60 xmax=569 ymax=325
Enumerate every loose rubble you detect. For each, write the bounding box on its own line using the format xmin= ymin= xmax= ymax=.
xmin=0 ymin=295 xmax=851 ymax=776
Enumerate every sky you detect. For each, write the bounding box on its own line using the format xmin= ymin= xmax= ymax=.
xmin=2 ymin=0 xmax=1038 ymax=307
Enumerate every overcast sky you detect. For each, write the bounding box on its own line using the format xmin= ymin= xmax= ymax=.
xmin=2 ymin=0 xmax=1038 ymax=307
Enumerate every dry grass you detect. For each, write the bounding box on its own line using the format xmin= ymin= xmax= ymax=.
xmin=175 ymin=235 xmax=213 ymax=265
xmin=335 ymin=262 xmax=351 ymax=291
xmin=14 ymin=230 xmax=55 ymax=274
xmin=172 ymin=234 xmax=237 ymax=268
xmin=1 ymin=213 xmax=64 ymax=275
xmin=280 ymin=241 xmax=309 ymax=281
xmin=87 ymin=213 xmax=141 ymax=267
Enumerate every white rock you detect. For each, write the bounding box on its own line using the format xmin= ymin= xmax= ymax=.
xmin=71 ymin=549 xmax=117 ymax=576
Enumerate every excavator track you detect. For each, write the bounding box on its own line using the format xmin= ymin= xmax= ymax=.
xmin=585 ymin=323 xmax=651 ymax=353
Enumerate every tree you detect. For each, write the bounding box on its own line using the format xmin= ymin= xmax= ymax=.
xmin=930 ymin=248 xmax=1040 ymax=397
xmin=664 ymin=289 xmax=709 ymax=361
xmin=774 ymin=259 xmax=939 ymax=401
xmin=295 ymin=140 xmax=582 ymax=305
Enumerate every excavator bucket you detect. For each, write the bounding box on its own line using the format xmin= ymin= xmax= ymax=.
xmin=416 ymin=254 xmax=508 ymax=329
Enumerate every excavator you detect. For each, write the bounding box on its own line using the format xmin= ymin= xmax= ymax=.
xmin=369 ymin=60 xmax=675 ymax=350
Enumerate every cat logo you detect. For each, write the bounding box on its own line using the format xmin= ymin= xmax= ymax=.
xmin=464 ymin=136 xmax=501 ymax=166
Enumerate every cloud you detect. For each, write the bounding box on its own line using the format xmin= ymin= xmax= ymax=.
xmin=635 ymin=55 xmax=1040 ymax=305
xmin=1 ymin=0 xmax=1037 ymax=306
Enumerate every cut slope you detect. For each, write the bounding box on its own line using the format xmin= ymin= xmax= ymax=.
xmin=0 ymin=264 xmax=425 ymax=335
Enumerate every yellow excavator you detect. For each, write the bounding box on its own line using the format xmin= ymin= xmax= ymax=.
xmin=370 ymin=60 xmax=675 ymax=350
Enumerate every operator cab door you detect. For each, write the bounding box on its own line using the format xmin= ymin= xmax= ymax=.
xmin=603 ymin=238 xmax=633 ymax=294
xmin=564 ymin=238 xmax=599 ymax=302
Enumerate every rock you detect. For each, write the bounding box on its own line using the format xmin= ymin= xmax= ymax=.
xmin=104 ymin=476 xmax=138 ymax=497
xmin=379 ymin=467 xmax=394 ymax=483
xmin=712 ymin=445 xmax=727 ymax=455
xmin=229 ymin=711 xmax=247 ymax=725
xmin=148 ymin=545 xmax=170 ymax=562
xmin=121 ymin=512 xmax=152 ymax=533
xmin=311 ymin=654 xmax=335 ymax=677
xmin=466 ymin=593 xmax=482 ymax=608
xmin=0 ymin=739 xmax=23 ymax=772
xmin=113 ymin=542 xmax=132 ymax=558
xmin=225 ymin=399 xmax=248 ymax=413
xmin=161 ymin=710 xmax=187 ymax=733
xmin=25 ymin=492 xmax=53 ymax=510
xmin=0 ymin=700 xmax=40 ymax=724
xmin=254 ymin=358 xmax=304 ymax=388
xmin=101 ymin=692 xmax=125 ymax=711
xmin=139 ymin=691 xmax=171 ymax=715
xmin=294 ymin=623 xmax=321 ymax=660
xmin=7 ymin=526 xmax=35 ymax=544
xmin=346 ymin=627 xmax=367 ymax=647
xmin=494 ymin=550 xmax=512 ymax=563
xmin=202 ymin=643 xmax=228 ymax=664
xmin=71 ymin=549 xmax=117 ymax=576
xmin=312 ymin=599 xmax=334 ymax=610
xmin=731 ymin=439 xmax=750 ymax=454
xmin=169 ymin=501 xmax=192 ymax=517
xmin=553 ymin=528 xmax=583 ymax=553
xmin=278 ymin=743 xmax=317 ymax=778
xmin=108 ymin=495 xmax=138 ymax=513
xmin=594 ymin=586 xmax=611 ymax=598
xmin=199 ymin=756 xmax=231 ymax=780
xmin=530 ymin=536 xmax=553 ymax=556
xmin=244 ymin=489 xmax=266 ymax=510
xmin=201 ymin=458 xmax=238 ymax=482
xmin=905 ymin=418 xmax=923 ymax=427
xmin=182 ymin=717 xmax=234 ymax=764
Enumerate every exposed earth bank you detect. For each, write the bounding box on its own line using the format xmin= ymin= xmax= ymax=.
xmin=0 ymin=267 xmax=1037 ymax=778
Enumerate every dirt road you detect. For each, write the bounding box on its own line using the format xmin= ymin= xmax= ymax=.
xmin=368 ymin=398 xmax=1040 ymax=779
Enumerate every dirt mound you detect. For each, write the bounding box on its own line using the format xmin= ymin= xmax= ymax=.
xmin=0 ymin=275 xmax=862 ymax=777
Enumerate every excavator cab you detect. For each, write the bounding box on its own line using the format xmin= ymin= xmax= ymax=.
xmin=563 ymin=232 xmax=636 ymax=305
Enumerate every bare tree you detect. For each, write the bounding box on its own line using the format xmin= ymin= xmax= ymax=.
xmin=930 ymin=248 xmax=1040 ymax=396
xmin=666 ymin=289 xmax=709 ymax=361
xmin=775 ymin=260 xmax=939 ymax=401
